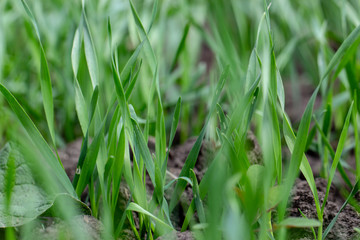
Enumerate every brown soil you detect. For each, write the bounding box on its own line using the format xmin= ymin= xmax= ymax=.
xmin=56 ymin=127 xmax=360 ymax=240
xmin=284 ymin=80 xmax=322 ymax=124
xmin=289 ymin=178 xmax=360 ymax=240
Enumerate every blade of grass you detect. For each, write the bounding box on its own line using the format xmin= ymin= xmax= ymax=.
xmin=169 ymin=66 xmax=229 ymax=212
xmin=313 ymin=116 xmax=353 ymax=189
xmin=162 ymin=97 xmax=182 ymax=176
xmin=82 ymin=11 xmax=98 ymax=88
xmin=170 ymin=23 xmax=190 ymax=71
xmin=125 ymin=60 xmax=142 ymax=100
xmin=321 ymin=102 xmax=353 ymax=214
xmin=20 ymin=0 xmax=58 ymax=160
xmin=72 ymin=27 xmax=89 ymax=136
xmin=190 ymin=169 xmax=206 ymax=224
xmin=322 ymin=180 xmax=360 ymax=239
xmin=129 ymin=0 xmax=157 ymax=73
xmin=278 ymin=87 xmax=318 ymax=228
xmin=127 ymin=202 xmax=173 ymax=233
xmin=283 ymin=113 xmax=322 ymax=226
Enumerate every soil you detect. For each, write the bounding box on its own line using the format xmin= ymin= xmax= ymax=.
xmin=289 ymin=178 xmax=360 ymax=240
xmin=284 ymin=80 xmax=322 ymax=124
xmin=58 ymin=138 xmax=83 ymax=182
xmin=31 ymin=119 xmax=360 ymax=239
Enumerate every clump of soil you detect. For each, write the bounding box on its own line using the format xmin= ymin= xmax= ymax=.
xmin=288 ymin=178 xmax=360 ymax=240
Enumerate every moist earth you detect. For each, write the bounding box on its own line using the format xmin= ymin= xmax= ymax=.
xmin=30 ymin=131 xmax=360 ymax=239
xmin=289 ymin=178 xmax=360 ymax=240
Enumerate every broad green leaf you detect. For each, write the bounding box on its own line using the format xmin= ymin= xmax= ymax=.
xmin=0 ymin=144 xmax=88 ymax=227
xmin=0 ymin=83 xmax=75 ymax=196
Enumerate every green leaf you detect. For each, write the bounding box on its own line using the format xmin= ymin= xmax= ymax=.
xmin=20 ymin=0 xmax=57 ymax=153
xmin=131 ymin=119 xmax=156 ymax=186
xmin=71 ymin=28 xmax=82 ymax=76
xmin=282 ymin=113 xmax=322 ymax=223
xmin=82 ymin=12 xmax=98 ymax=88
xmin=277 ymin=217 xmax=321 ymax=228
xmin=322 ymin=180 xmax=360 ymax=239
xmin=127 ymin=202 xmax=173 ymax=232
xmin=0 ymin=144 xmax=88 ymax=227
xmin=216 ymin=103 xmax=228 ymax=132
xmin=162 ymin=97 xmax=182 ymax=175
xmin=129 ymin=0 xmax=157 ymax=73
xmin=164 ymin=176 xmax=192 ymax=190
xmin=122 ymin=42 xmax=145 ymax=87
xmin=267 ymin=185 xmax=284 ymax=211
xmin=72 ymin=28 xmax=89 ymax=136
xmin=125 ymin=59 xmax=142 ymax=100
xmin=0 ymin=83 xmax=75 ymax=197
xmin=278 ymin=87 xmax=318 ymax=222
xmin=190 ymin=169 xmax=206 ymax=224
xmin=75 ymin=125 xmax=104 ymax=197
xmin=322 ymin=102 xmax=354 ymax=213
xmin=170 ymin=23 xmax=190 ymax=71
xmin=169 ymin=66 xmax=228 ymax=211
xmin=320 ymin=24 xmax=360 ymax=83
xmin=246 ymin=164 xmax=264 ymax=193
